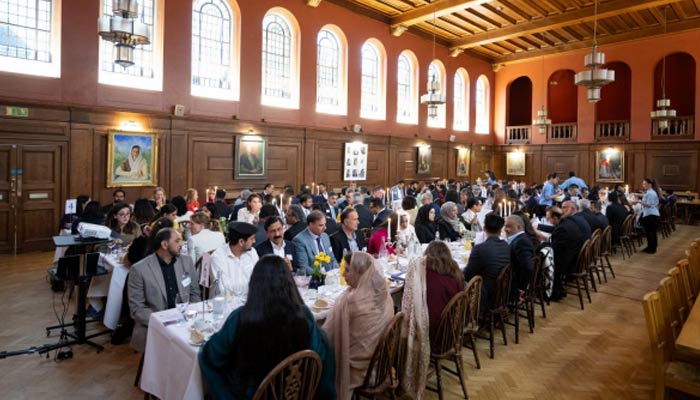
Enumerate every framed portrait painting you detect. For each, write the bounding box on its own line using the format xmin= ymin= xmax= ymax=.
xmin=107 ymin=130 xmax=157 ymax=187
xmin=596 ymin=148 xmax=624 ymax=182
xmin=344 ymin=142 xmax=368 ymax=181
xmin=235 ymin=135 xmax=267 ymax=179
xmin=456 ymin=148 xmax=470 ymax=177
xmin=506 ymin=151 xmax=525 ymax=176
xmin=417 ymin=146 xmax=431 ymax=175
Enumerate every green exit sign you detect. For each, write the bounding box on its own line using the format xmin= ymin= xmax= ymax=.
xmin=6 ymin=106 xmax=29 ymax=117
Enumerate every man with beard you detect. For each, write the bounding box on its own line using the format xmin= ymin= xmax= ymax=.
xmin=255 ymin=216 xmax=299 ymax=271
xmin=293 ymin=210 xmax=339 ymax=274
xmin=210 ymin=222 xmax=259 ymax=299
xmin=128 ymin=228 xmax=200 ymax=352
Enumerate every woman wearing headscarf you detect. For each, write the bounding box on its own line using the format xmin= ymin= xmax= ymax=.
xmin=396 ymin=212 xmax=416 ymax=246
xmin=400 ymin=241 xmax=464 ymax=398
xmin=436 ymin=201 xmax=462 ymax=242
xmin=115 ymin=144 xmax=149 ymax=180
xmin=414 ymin=204 xmax=437 ymax=243
xmin=323 ymin=252 xmax=394 ymax=400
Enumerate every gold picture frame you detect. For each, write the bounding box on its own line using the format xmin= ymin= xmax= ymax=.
xmin=596 ymin=149 xmax=624 ymax=182
xmin=456 ymin=148 xmax=470 ymax=177
xmin=107 ymin=130 xmax=158 ymax=188
xmin=417 ymin=146 xmax=432 ymax=175
xmin=235 ymin=135 xmax=267 ymax=179
xmin=506 ymin=151 xmax=526 ymax=176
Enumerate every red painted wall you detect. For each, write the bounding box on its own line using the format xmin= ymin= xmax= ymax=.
xmin=0 ymin=0 xmax=494 ymax=144
xmin=596 ymin=62 xmax=632 ymax=121
xmin=494 ymin=29 xmax=700 ymax=144
xmin=548 ymin=70 xmax=577 ymax=123
xmin=507 ymin=76 xmax=532 ymax=126
xmin=653 ymin=52 xmax=696 ymax=117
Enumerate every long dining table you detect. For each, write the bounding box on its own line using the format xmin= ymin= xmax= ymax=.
xmin=674 ymin=297 xmax=700 ymax=364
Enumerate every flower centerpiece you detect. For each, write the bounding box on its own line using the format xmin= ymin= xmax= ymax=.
xmin=309 ymin=251 xmax=330 ymax=290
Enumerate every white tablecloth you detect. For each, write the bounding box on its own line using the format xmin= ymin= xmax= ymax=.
xmin=88 ymin=253 xmax=129 ymax=330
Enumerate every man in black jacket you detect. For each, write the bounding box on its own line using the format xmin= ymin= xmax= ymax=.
xmin=463 ymin=214 xmax=510 ymax=315
xmin=605 ymin=192 xmax=629 ymax=245
xmin=578 ymin=198 xmax=607 ymax=233
xmin=283 ymin=204 xmax=306 ymax=241
xmin=352 ymin=193 xmax=373 ymax=231
xmin=255 ymin=216 xmax=300 ymax=271
xmin=562 ymin=200 xmax=592 ymax=240
xmin=547 ymin=206 xmax=585 ymax=300
xmin=505 ymin=216 xmax=535 ymax=299
xmin=370 ymin=198 xmax=391 ymax=228
xmin=329 ymin=208 xmax=367 ymax=263
xmin=213 ymin=189 xmax=232 ymax=220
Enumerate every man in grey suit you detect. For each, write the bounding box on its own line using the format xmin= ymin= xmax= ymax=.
xmin=128 ymin=228 xmax=201 ymax=352
xmin=293 ymin=210 xmax=339 ymax=274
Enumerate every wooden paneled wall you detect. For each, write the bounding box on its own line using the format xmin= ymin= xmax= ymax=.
xmin=494 ymin=143 xmax=700 ymax=191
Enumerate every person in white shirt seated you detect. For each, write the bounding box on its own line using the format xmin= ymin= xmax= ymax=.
xmin=254 ymin=216 xmax=300 ymax=271
xmin=237 ymin=193 xmax=262 ymax=224
xmin=210 ymin=222 xmax=259 ymax=300
xmin=187 ymin=211 xmax=225 ymax=264
xmin=461 ymin=197 xmax=483 ymax=231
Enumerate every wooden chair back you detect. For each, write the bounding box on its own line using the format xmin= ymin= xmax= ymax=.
xmin=668 ymin=267 xmax=689 ymax=323
xmin=492 ymin=264 xmax=513 ymax=311
xmin=600 ymin=225 xmax=612 ymax=256
xmin=622 ymin=214 xmax=635 ymax=236
xmin=526 ymin=255 xmax=542 ymax=300
xmin=687 ymin=240 xmax=700 ymax=297
xmin=589 ymin=229 xmax=602 ymax=263
xmin=657 ymin=277 xmax=681 ymax=343
xmin=432 ymin=290 xmax=469 ymax=356
xmin=252 ymin=350 xmax=323 ymax=400
xmin=359 ymin=312 xmax=405 ymax=392
xmin=677 ymin=259 xmax=696 ymax=307
xmin=642 ymin=291 xmax=673 ymax=386
xmin=464 ymin=276 xmax=483 ymax=332
xmin=574 ymin=239 xmax=592 ymax=274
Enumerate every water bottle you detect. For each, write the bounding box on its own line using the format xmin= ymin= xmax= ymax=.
xmin=435 ymin=230 xmax=441 ymax=242
xmin=212 ymin=270 xmax=226 ymax=320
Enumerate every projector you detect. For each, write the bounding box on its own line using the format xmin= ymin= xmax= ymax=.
xmin=77 ymin=222 xmax=112 ymax=240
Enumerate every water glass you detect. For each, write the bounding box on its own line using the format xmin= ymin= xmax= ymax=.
xmin=175 ymin=293 xmax=189 ymax=325
xmin=184 ymin=309 xmax=198 ymax=322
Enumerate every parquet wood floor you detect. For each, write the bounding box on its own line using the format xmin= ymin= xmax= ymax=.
xmin=0 ymin=226 xmax=698 ymax=400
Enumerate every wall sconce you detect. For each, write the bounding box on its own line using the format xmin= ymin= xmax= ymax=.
xmin=343 ymin=124 xmax=362 ymax=133
xmin=119 ymin=120 xmax=142 ymax=131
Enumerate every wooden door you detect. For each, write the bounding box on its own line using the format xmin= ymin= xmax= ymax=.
xmin=0 ymin=143 xmax=64 ymax=253
xmin=0 ymin=145 xmax=18 ymax=253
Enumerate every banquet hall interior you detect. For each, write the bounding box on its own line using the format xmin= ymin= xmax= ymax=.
xmin=2 ymin=0 xmax=700 ymax=399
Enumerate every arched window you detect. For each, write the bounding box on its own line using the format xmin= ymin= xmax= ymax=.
xmin=191 ymin=0 xmax=240 ymax=101
xmin=98 ymin=0 xmax=164 ymax=91
xmin=0 ymin=0 xmax=61 ymax=77
xmin=316 ymin=25 xmax=347 ymax=115
xmin=475 ymin=75 xmax=490 ymax=134
xmin=261 ymin=8 xmax=299 ymax=109
xmin=396 ymin=50 xmax=418 ymax=125
xmin=360 ymin=39 xmax=386 ymax=120
xmin=453 ymin=68 xmax=469 ymax=131
xmin=427 ymin=60 xmax=446 ymax=128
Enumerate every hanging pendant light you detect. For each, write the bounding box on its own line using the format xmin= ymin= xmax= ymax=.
xmin=650 ymin=6 xmax=676 ymax=129
xmin=575 ymin=0 xmax=615 ymax=103
xmin=420 ymin=10 xmax=446 ymax=119
xmin=533 ymin=33 xmax=552 ymax=134
xmin=98 ymin=0 xmax=151 ymax=68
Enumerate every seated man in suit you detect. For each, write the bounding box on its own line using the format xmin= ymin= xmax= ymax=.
xmin=578 ymin=198 xmax=607 ymax=234
xmin=255 ymin=216 xmax=299 ymax=271
xmin=213 ymin=189 xmax=232 ymax=220
xmin=284 ymin=204 xmax=306 ymax=241
xmin=293 ymin=210 xmax=339 ymax=274
xmin=463 ymin=214 xmax=510 ymax=316
xmin=254 ymin=204 xmax=280 ymax=245
xmin=504 ymin=215 xmax=535 ymax=300
xmin=128 ymin=228 xmax=201 ymax=352
xmin=352 ymin=192 xmax=373 ymax=231
xmin=562 ymin=200 xmax=592 ymax=240
xmin=322 ymin=191 xmax=340 ymax=223
xmin=547 ymin=206 xmax=585 ymax=300
xmin=312 ymin=182 xmax=329 ymax=204
xmin=369 ymin=198 xmax=392 ymax=228
xmin=330 ymin=208 xmax=367 ymax=263
xmin=312 ymin=203 xmax=338 ymax=236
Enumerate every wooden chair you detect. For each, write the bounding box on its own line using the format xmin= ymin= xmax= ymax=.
xmin=252 ymin=350 xmax=323 ymax=400
xmin=427 ymin=290 xmax=470 ymax=400
xmin=462 ymin=276 xmax=483 ymax=369
xmin=597 ymin=225 xmax=616 ymax=281
xmin=514 ymin=255 xmax=542 ymax=334
xmin=566 ymin=239 xmax=592 ymax=310
xmin=659 ymin=203 xmax=673 ymax=239
xmin=686 ymin=240 xmax=700 ymax=298
xmin=587 ymin=229 xmax=602 ymax=292
xmin=353 ymin=312 xmax=405 ymax=400
xmin=676 ymin=259 xmax=696 ymax=309
xmin=657 ymin=277 xmax=682 ymax=344
xmin=619 ymin=215 xmax=636 ymax=259
xmin=484 ymin=264 xmax=515 ymax=358
xmin=667 ymin=267 xmax=690 ymax=324
xmin=642 ymin=291 xmax=700 ymax=400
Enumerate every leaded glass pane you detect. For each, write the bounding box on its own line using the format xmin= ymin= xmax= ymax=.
xmin=361 ymin=43 xmax=379 ymax=115
xmin=262 ymin=13 xmax=292 ymax=100
xmin=192 ymin=0 xmax=232 ymax=90
xmin=100 ymin=0 xmax=155 ymax=78
xmin=0 ymin=0 xmax=53 ymax=62
xmin=316 ymin=29 xmax=340 ymax=108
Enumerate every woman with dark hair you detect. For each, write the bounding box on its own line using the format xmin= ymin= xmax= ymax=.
xmin=106 ymin=202 xmax=141 ymax=246
xmin=324 ymin=252 xmax=393 ymax=400
xmin=237 ymin=193 xmax=262 ymax=224
xmin=367 ymin=212 xmax=399 ymax=256
xmin=401 ymin=241 xmax=464 ymax=395
xmin=170 ymin=195 xmax=192 ymax=223
xmin=154 ymin=203 xmax=180 ymax=231
xmin=132 ymin=198 xmax=156 ymax=225
xmin=201 ymin=202 xmax=224 ymax=232
xmin=401 ymin=196 xmax=418 ymax=225
xmin=437 ymin=201 xmax=462 ymax=241
xmin=199 ymin=255 xmax=336 ymax=399
xmin=485 ymin=169 xmax=498 ymax=186
xmin=639 ymin=178 xmax=661 ymax=254
xmin=71 ymin=201 xmax=105 ymax=234
xmin=414 ymin=204 xmax=437 ymax=243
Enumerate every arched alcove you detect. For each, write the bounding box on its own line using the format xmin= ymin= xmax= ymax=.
xmin=506 ymin=76 xmax=532 ymax=126
xmin=653 ymin=52 xmax=695 ymax=117
xmin=548 ymin=69 xmax=577 ymax=123
xmin=596 ymin=61 xmax=631 ymax=121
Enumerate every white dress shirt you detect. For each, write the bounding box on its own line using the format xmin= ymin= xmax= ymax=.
xmin=271 ymin=240 xmax=286 ymax=258
xmin=237 ymin=208 xmax=258 ymax=224
xmin=187 ymin=228 xmax=226 ymax=264
xmin=210 ymin=243 xmax=259 ymax=299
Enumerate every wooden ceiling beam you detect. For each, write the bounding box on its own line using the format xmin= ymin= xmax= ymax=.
xmin=493 ymin=17 xmax=700 ymax=66
xmin=390 ymin=0 xmax=491 ymax=35
xmin=448 ymin=0 xmax=683 ymax=52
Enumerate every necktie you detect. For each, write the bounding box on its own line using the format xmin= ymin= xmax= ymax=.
xmin=316 ymin=236 xmax=324 ymax=253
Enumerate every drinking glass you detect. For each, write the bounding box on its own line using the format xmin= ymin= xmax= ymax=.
xmin=175 ymin=293 xmax=189 ymax=325
xmin=184 ymin=309 xmax=198 ymax=322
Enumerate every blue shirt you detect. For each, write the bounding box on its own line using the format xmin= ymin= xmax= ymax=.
xmin=642 ymin=188 xmax=660 ymax=217
xmin=559 ymin=176 xmax=588 ymax=190
xmin=539 ymin=181 xmax=556 ymax=206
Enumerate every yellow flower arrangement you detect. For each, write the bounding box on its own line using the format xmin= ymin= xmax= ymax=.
xmin=313 ymin=252 xmax=331 ymax=278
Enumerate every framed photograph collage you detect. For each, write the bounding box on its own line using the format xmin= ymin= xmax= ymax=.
xmin=344 ymin=142 xmax=367 ymax=181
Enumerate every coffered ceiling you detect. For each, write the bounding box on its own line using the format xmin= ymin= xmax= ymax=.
xmin=323 ymin=0 xmax=700 ymax=66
